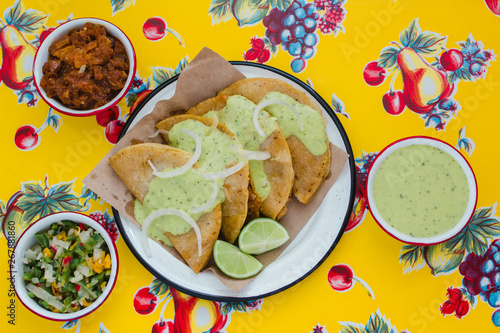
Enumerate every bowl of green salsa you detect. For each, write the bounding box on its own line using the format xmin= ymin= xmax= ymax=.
xmin=12 ymin=212 xmax=119 ymax=321
xmin=366 ymin=136 xmax=477 ymax=245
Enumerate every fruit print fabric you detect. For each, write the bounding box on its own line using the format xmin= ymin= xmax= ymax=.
xmin=1 ymin=0 xmax=500 ymax=332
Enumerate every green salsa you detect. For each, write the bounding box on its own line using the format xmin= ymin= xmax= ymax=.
xmin=204 ymin=95 xmax=278 ymax=200
xmin=134 ymin=119 xmax=245 ymax=245
xmin=260 ymin=92 xmax=328 ymax=156
xmin=373 ymin=144 xmax=470 ymax=238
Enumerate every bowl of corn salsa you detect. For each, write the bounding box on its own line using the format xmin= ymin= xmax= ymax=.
xmin=13 ymin=212 xmax=119 ymax=321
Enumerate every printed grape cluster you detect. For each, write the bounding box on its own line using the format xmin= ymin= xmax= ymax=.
xmin=263 ymin=0 xmax=320 ymax=73
xmin=459 ymin=240 xmax=500 ymax=309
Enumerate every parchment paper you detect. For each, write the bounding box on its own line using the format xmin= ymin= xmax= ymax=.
xmin=83 ymin=47 xmax=349 ymax=291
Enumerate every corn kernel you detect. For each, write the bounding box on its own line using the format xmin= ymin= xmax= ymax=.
xmin=42 ymin=248 xmax=53 ymax=259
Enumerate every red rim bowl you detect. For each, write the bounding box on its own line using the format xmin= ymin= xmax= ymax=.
xmin=12 ymin=212 xmax=119 ymax=321
xmin=366 ymin=136 xmax=478 ymax=245
xmin=32 ymin=17 xmax=136 ymax=117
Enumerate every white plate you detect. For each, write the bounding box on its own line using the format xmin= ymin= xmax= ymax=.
xmin=113 ymin=62 xmax=355 ymax=301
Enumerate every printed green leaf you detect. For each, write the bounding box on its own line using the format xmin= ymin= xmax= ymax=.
xmin=410 ymin=33 xmax=446 ymax=56
xmin=48 ymin=113 xmax=62 ymax=133
xmin=365 ymin=310 xmax=391 ymax=333
xmin=151 ymin=56 xmax=190 ymax=88
xmin=269 ymin=0 xmax=292 ymax=10
xmin=61 ymin=319 xmax=79 ymax=329
xmin=377 ymin=46 xmax=400 ymax=69
xmin=209 ymin=0 xmax=234 ymax=24
xmin=4 ymin=0 xmax=48 ymax=33
xmin=339 ymin=322 xmax=367 ymax=333
xmin=445 ymin=204 xmax=500 ymax=256
xmin=18 ymin=179 xmax=83 ymax=223
xmin=424 ymin=243 xmax=464 ymax=276
xmin=399 ymin=18 xmax=420 ymax=47
xmin=98 ymin=323 xmax=110 ymax=333
xmin=110 ymin=0 xmax=135 ymax=16
xmin=400 ymin=244 xmax=425 ymax=274
xmin=0 ymin=200 xmax=5 ymax=220
xmin=150 ymin=277 xmax=170 ymax=297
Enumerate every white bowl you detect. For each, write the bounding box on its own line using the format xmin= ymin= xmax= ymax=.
xmin=13 ymin=212 xmax=119 ymax=321
xmin=366 ymin=136 xmax=477 ymax=245
xmin=33 ymin=18 xmax=136 ymax=117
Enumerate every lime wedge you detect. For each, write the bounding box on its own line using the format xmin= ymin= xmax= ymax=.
xmin=238 ymin=218 xmax=290 ymax=255
xmin=213 ymin=240 xmax=263 ymax=279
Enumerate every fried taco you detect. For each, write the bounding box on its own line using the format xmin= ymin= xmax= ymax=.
xmin=217 ymin=78 xmax=331 ymax=204
xmin=109 ymin=143 xmax=221 ymax=273
xmin=156 ymin=114 xmax=250 ymax=244
xmin=187 ymin=94 xmax=294 ymax=220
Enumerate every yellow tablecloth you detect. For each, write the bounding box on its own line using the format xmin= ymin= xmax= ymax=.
xmin=2 ymin=0 xmax=500 ymax=331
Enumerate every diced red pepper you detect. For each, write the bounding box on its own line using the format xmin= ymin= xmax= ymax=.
xmin=75 ymin=284 xmax=81 ymax=291
xmin=62 ymin=256 xmax=73 ymax=267
xmin=79 ymin=223 xmax=86 ymax=231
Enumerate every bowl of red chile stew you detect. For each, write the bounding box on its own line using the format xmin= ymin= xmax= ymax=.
xmin=33 ymin=18 xmax=136 ymax=117
xmin=12 ymin=212 xmax=119 ymax=321
xmin=366 ymin=136 xmax=477 ymax=245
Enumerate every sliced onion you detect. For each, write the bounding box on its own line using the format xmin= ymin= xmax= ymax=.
xmin=189 ymin=180 xmax=218 ymax=214
xmin=230 ymin=145 xmax=270 ymax=160
xmin=52 ymin=237 xmax=70 ymax=249
xmin=148 ymin=129 xmax=169 ymax=139
xmin=78 ymin=65 xmax=86 ymax=74
xmin=201 ymin=162 xmax=245 ymax=180
xmin=141 ymin=208 xmax=202 ymax=258
xmin=205 ymin=113 xmax=219 ymax=136
xmin=79 ymin=230 xmax=91 ymax=243
xmin=27 ymin=284 xmax=66 ymax=311
xmin=148 ymin=128 xmax=201 ymax=178
xmin=253 ymin=98 xmax=303 ymax=137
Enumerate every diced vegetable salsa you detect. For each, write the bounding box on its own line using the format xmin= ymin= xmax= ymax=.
xmin=22 ymin=220 xmax=112 ymax=313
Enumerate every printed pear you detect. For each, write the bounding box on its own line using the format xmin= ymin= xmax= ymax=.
xmin=397 ymin=48 xmax=451 ymax=114
xmin=0 ymin=25 xmax=37 ymax=90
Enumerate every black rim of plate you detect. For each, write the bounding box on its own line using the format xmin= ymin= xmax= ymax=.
xmin=113 ymin=61 xmax=356 ymax=302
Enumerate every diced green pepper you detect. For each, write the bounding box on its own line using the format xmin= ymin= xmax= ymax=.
xmin=34 ymin=233 xmax=50 ymax=248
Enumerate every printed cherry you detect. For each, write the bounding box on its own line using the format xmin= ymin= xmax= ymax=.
xmin=14 ymin=125 xmax=40 ymax=151
xmin=142 ymin=17 xmax=184 ymax=46
xmin=105 ymin=119 xmax=125 ymax=144
xmin=96 ymin=105 xmax=120 ymax=127
xmin=328 ymin=264 xmax=375 ymax=299
xmin=440 ymin=49 xmax=463 ymax=72
xmin=363 ymin=61 xmax=386 ymax=86
xmin=382 ymin=90 xmax=405 ymax=115
xmin=133 ymin=287 xmax=158 ymax=315
xmin=152 ymin=319 xmax=174 ymax=333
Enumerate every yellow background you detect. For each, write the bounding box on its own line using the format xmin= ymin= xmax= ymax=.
xmin=1 ymin=0 xmax=499 ymax=331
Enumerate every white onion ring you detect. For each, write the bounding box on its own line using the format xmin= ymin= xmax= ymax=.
xmin=148 ymin=129 xmax=169 ymax=139
xmin=253 ymin=99 xmax=304 ymax=137
xmin=189 ymin=180 xmax=218 ymax=214
xmin=205 ymin=114 xmax=219 ymax=136
xmin=201 ymin=162 xmax=245 ymax=180
xmin=230 ymin=145 xmax=270 ymax=160
xmin=142 ymin=208 xmax=202 ymax=258
xmin=148 ymin=128 xmax=201 ymax=178
xmin=27 ymin=284 xmax=66 ymax=311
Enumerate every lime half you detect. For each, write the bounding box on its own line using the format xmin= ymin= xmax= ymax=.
xmin=213 ymin=240 xmax=263 ymax=279
xmin=238 ymin=218 xmax=290 ymax=255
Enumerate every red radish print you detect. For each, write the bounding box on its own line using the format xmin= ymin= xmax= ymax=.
xmin=446 ymin=287 xmax=463 ymax=304
xmin=440 ymin=49 xmax=464 ymax=72
xmin=133 ymin=287 xmax=158 ymax=315
xmin=105 ymin=119 xmax=125 ymax=144
xmin=455 ymin=300 xmax=470 ymax=319
xmin=143 ymin=17 xmax=185 ymax=46
xmin=96 ymin=105 xmax=120 ymax=127
xmin=14 ymin=125 xmax=40 ymax=151
xmin=328 ymin=264 xmax=375 ymax=299
xmin=244 ymin=37 xmax=271 ymax=64
xmin=363 ymin=61 xmax=386 ymax=86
